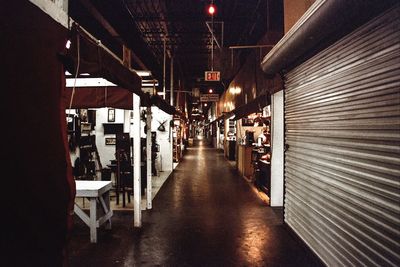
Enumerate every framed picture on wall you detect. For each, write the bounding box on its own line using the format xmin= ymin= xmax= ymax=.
xmin=242 ymin=117 xmax=254 ymax=126
xmin=105 ymin=137 xmax=116 ymax=145
xmin=108 ymin=108 xmax=115 ymax=122
xmin=79 ymin=109 xmax=88 ymax=122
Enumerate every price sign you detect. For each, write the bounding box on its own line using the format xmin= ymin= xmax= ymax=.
xmin=205 ymin=71 xmax=220 ymax=81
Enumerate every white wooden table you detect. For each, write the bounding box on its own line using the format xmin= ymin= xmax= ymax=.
xmin=74 ymin=180 xmax=113 ymax=243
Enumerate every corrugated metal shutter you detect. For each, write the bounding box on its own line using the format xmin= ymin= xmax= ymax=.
xmin=284 ymin=6 xmax=400 ymax=267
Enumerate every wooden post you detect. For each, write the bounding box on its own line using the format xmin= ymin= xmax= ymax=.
xmin=122 ymin=45 xmax=131 ymax=68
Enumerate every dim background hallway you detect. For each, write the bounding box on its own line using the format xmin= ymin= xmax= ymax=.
xmin=67 ymin=140 xmax=323 ymax=266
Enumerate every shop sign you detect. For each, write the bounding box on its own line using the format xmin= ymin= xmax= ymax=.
xmin=200 ymin=94 xmax=219 ymax=102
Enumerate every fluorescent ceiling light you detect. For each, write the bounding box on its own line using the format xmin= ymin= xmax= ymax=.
xmin=65 ymin=40 xmax=71 ymax=49
xmin=135 ymin=70 xmax=152 ymax=77
xmin=66 ymin=78 xmax=116 ymax=87
xmin=142 ymin=83 xmax=159 ymax=87
xmin=65 ymin=71 xmax=90 ymax=76
xmin=142 ymin=79 xmax=158 ymax=83
xmin=157 ymin=92 xmax=165 ymax=96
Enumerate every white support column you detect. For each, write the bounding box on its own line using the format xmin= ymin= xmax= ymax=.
xmin=146 ymin=107 xmax=152 ymax=209
xmin=270 ymin=90 xmax=284 ymax=207
xmin=132 ymin=94 xmax=142 ymax=227
xmin=170 ymin=56 xmax=174 ymax=106
xmin=170 ymin=115 xmax=174 ymax=169
xmin=216 ymin=123 xmax=220 ymax=149
xmin=163 ymin=36 xmax=166 ymax=100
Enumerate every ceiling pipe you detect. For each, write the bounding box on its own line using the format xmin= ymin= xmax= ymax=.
xmin=163 ymin=36 xmax=166 ymax=100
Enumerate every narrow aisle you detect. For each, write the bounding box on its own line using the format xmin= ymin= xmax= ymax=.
xmin=67 ymin=140 xmax=323 ymax=266
xmin=128 ymin=140 xmax=322 ymax=266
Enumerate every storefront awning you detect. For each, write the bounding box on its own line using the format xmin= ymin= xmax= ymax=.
xmin=260 ymin=0 xmax=398 ymax=77
xmin=232 ymin=94 xmax=270 ymax=121
xmin=64 ymin=85 xmax=182 ymax=117
xmin=150 ymin=95 xmax=176 ymax=115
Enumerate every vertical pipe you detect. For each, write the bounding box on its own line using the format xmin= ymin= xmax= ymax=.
xmin=184 ymin=88 xmax=187 ymax=115
xmin=163 ymin=36 xmax=166 ymax=100
xmin=169 ymin=55 xmax=174 ymax=169
xmin=176 ymin=79 xmax=181 ymax=109
xmin=170 ymin=56 xmax=174 ymax=106
xmin=211 ymin=13 xmax=214 ymax=71
xmin=217 ymin=121 xmax=220 ymax=149
xmin=146 ymin=106 xmax=152 ymax=209
xmin=132 ymin=93 xmax=142 ymax=227
xmin=170 ymin=114 xmax=174 ymax=170
xmin=231 ymin=49 xmax=234 ymax=68
xmin=221 ymin=21 xmax=224 ymax=48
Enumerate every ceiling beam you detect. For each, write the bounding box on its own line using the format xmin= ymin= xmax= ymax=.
xmin=78 ymin=0 xmax=148 ymax=71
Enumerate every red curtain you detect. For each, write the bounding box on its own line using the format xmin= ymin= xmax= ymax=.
xmin=64 ymin=86 xmax=133 ymax=109
xmin=2 ymin=1 xmax=73 ymax=265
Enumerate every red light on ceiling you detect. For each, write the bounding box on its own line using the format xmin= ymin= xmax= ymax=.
xmin=208 ymin=4 xmax=216 ymax=15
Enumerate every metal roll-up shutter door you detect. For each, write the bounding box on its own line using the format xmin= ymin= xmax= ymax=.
xmin=284 ymin=6 xmax=400 ymax=267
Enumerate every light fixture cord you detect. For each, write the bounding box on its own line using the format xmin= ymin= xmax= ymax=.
xmin=69 ymin=33 xmax=80 ymax=111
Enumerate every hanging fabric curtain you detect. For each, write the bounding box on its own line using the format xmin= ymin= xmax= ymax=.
xmin=63 ymin=86 xmax=133 ymax=109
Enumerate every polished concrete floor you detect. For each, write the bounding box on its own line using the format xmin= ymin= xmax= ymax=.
xmin=67 ymin=140 xmax=324 ymax=266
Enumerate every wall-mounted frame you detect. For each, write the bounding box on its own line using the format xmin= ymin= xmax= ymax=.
xmin=242 ymin=117 xmax=254 ymax=127
xmin=108 ymin=108 xmax=115 ymax=122
xmin=105 ymin=137 xmax=116 ymax=145
xmin=81 ymin=122 xmax=92 ymax=133
xmin=79 ymin=108 xmax=88 ymax=122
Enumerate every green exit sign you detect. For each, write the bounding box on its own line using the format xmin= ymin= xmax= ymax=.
xmin=205 ymin=71 xmax=220 ymax=81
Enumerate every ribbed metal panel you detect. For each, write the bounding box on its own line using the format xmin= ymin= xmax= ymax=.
xmin=284 ymin=6 xmax=400 ymax=267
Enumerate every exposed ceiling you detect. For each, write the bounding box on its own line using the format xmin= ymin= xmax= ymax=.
xmin=69 ymin=0 xmax=283 ymax=116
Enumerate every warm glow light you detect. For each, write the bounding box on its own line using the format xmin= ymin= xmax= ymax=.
xmin=208 ymin=4 xmax=216 ymax=15
xmin=204 ymin=103 xmax=208 ymax=107
xmin=229 ymin=86 xmax=242 ymax=95
xmin=208 ymin=88 xmax=213 ymax=93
